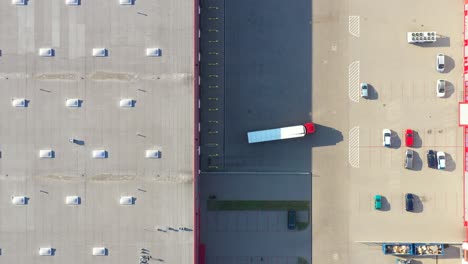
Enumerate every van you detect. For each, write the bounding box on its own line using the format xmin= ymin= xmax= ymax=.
xmin=287 ymin=210 xmax=296 ymax=230
xmin=405 ymin=149 xmax=413 ymax=169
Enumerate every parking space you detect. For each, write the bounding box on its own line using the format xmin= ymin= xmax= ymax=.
xmin=200 ymin=172 xmax=311 ymax=262
xmin=199 ymin=0 xmax=226 ymax=171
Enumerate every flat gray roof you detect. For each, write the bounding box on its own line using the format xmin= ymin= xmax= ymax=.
xmin=0 ymin=0 xmax=195 ymax=263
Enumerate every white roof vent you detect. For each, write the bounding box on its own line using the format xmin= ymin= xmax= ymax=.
xmin=65 ymin=98 xmax=81 ymax=108
xmin=119 ymin=99 xmax=134 ymax=108
xmin=146 ymin=48 xmax=161 ymax=57
xmin=92 ymin=247 xmax=107 ymax=256
xmin=119 ymin=196 xmax=134 ymax=205
xmin=145 ymin=150 xmax=160 ymax=159
xmin=39 ymin=149 xmax=54 ymax=158
xmin=38 ymin=247 xmax=53 ymax=256
xmin=65 ymin=0 xmax=80 ymax=5
xmin=39 ymin=48 xmax=54 ymax=57
xmin=92 ymin=150 xmax=107 ymax=159
xmin=12 ymin=0 xmax=26 ymax=5
xmin=119 ymin=0 xmax=133 ymax=5
xmin=11 ymin=98 xmax=27 ymax=107
xmin=65 ymin=196 xmax=80 ymax=205
xmin=11 ymin=196 xmax=27 ymax=205
xmin=92 ymin=48 xmax=107 ymax=57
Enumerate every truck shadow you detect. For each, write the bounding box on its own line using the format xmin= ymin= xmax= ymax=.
xmin=307 ymin=124 xmax=343 ymax=147
xmin=438 ymin=245 xmax=460 ymax=259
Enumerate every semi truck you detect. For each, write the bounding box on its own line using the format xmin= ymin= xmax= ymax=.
xmin=382 ymin=244 xmax=414 ymax=255
xmin=413 ymin=244 xmax=444 ymax=256
xmin=247 ymin=123 xmax=315 ymax=144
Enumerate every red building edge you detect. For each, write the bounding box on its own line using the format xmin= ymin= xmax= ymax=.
xmin=462 ymin=1 xmax=468 ymax=246
xmin=193 ymin=0 xmax=201 ymax=263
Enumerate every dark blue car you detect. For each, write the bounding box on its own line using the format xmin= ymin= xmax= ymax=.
xmin=287 ymin=210 xmax=296 ymax=230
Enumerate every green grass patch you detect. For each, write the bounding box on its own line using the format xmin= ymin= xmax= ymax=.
xmin=207 ymin=200 xmax=309 ymax=211
xmin=297 ymin=256 xmax=309 ymax=264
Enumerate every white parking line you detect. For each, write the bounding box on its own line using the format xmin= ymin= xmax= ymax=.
xmin=349 ymin=16 xmax=360 ymax=37
xmin=348 ymin=61 xmax=360 ymax=103
xmin=349 ymin=126 xmax=360 ymax=168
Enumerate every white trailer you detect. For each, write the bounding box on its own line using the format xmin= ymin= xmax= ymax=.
xmin=247 ymin=123 xmax=315 ymax=144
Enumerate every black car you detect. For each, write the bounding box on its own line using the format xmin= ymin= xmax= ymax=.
xmin=405 ymin=193 xmax=414 ymax=212
xmin=427 ymin=150 xmax=437 ymax=168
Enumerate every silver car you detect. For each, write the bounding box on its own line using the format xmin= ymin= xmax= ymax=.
xmin=405 ymin=149 xmax=413 ymax=169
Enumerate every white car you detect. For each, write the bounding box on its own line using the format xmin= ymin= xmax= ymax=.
xmin=11 ymin=98 xmax=27 ymax=107
xmin=145 ymin=150 xmax=160 ymax=159
xmin=146 ymin=48 xmax=161 ymax=57
xmin=119 ymin=196 xmax=134 ymax=205
xmin=65 ymin=98 xmax=81 ymax=108
xmin=38 ymin=247 xmax=53 ymax=256
xmin=92 ymin=247 xmax=107 ymax=256
xmin=382 ymin=129 xmax=391 ymax=147
xmin=11 ymin=196 xmax=27 ymax=205
xmin=437 ymin=151 xmax=446 ymax=170
xmin=39 ymin=48 xmax=54 ymax=57
xmin=92 ymin=150 xmax=107 ymax=159
xmin=436 ymin=79 xmax=445 ymax=97
xmin=119 ymin=99 xmax=134 ymax=108
xmin=436 ymin=53 xmax=445 ymax=72
xmin=65 ymin=196 xmax=80 ymax=205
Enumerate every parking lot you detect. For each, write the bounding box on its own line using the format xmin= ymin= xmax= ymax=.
xmin=312 ymin=0 xmax=464 ymax=263
xmin=200 ymin=172 xmax=311 ymax=263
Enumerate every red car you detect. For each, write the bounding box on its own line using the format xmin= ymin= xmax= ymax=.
xmin=405 ymin=129 xmax=414 ymax=147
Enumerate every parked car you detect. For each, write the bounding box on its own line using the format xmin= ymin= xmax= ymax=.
xmin=436 ymin=79 xmax=446 ymax=97
xmin=360 ymin=82 xmax=369 ymax=98
xmin=405 ymin=129 xmax=414 ymax=147
xmin=437 ymin=151 xmax=446 ymax=170
xmin=382 ymin=129 xmax=391 ymax=147
xmin=427 ymin=150 xmax=437 ymax=168
xmin=374 ymin=195 xmax=382 ymax=210
xmin=404 ymin=149 xmax=414 ymax=169
xmin=436 ymin=53 xmax=445 ymax=72
xmin=287 ymin=210 xmax=296 ymax=230
xmin=405 ymin=193 xmax=414 ymax=212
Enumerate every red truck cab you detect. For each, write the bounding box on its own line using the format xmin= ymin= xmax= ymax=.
xmin=304 ymin=123 xmax=315 ymax=134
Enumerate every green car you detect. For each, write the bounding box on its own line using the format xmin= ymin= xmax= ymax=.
xmin=374 ymin=195 xmax=382 ymax=210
